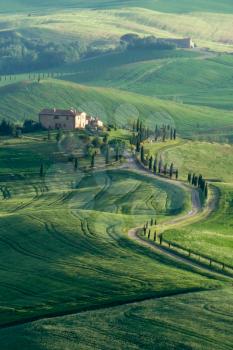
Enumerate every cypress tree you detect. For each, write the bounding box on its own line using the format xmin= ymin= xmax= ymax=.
xmin=140 ymin=146 xmax=145 ymax=163
xmin=136 ymin=118 xmax=140 ymax=132
xmin=158 ymin=158 xmax=163 ymax=174
xmin=154 ymin=231 xmax=157 ymax=241
xmin=169 ymin=163 xmax=174 ymax=178
xmin=192 ymin=173 xmax=196 ymax=185
xmin=188 ymin=172 xmax=192 ymax=183
xmin=159 ymin=234 xmax=163 ymax=245
xmin=91 ymin=153 xmax=95 ymax=168
xmin=170 ymin=128 xmax=173 ymax=140
xmin=153 ymin=159 xmax=157 ymax=174
xmin=105 ymin=145 xmax=110 ymax=164
xmin=198 ymin=175 xmax=203 ymax=188
xmin=136 ymin=137 xmax=140 ymax=152
xmin=155 ymin=125 xmax=158 ymax=141
xmin=173 ymin=129 xmax=177 ymax=140
xmin=74 ymin=157 xmax=78 ymax=171
xmin=164 ymin=163 xmax=167 ymax=175
xmin=204 ymin=183 xmax=208 ymax=198
xmin=149 ymin=156 xmax=153 ymax=171
xmin=175 ymin=169 xmax=179 ymax=180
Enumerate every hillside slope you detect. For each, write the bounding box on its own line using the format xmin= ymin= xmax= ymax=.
xmin=1 ymin=79 xmax=233 ymax=137
xmin=1 ymin=0 xmax=233 ymax=13
xmin=62 ymin=50 xmax=233 ymax=110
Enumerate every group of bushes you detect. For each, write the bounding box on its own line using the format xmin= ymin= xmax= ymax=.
xmin=120 ymin=33 xmax=176 ymax=51
xmin=0 ymin=31 xmax=88 ymax=74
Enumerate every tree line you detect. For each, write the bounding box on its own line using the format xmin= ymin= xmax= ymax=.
xmin=188 ymin=172 xmax=208 ymax=198
xmin=130 ymin=118 xmax=177 ymax=150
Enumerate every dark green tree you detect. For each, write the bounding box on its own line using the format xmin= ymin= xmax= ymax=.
xmin=153 ymin=159 xmax=157 ymax=174
xmin=140 ymin=146 xmax=145 ymax=163
xmin=149 ymin=156 xmax=153 ymax=171
xmin=169 ymin=163 xmax=174 ymax=178
xmin=105 ymin=145 xmax=110 ymax=164
xmin=74 ymin=157 xmax=78 ymax=171
xmin=91 ymin=153 xmax=95 ymax=168
xmin=188 ymin=172 xmax=192 ymax=183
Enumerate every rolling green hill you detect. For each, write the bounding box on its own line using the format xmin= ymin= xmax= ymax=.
xmin=61 ymin=50 xmax=233 ymax=110
xmin=1 ymin=79 xmax=233 ymax=138
xmin=1 ymin=288 xmax=233 ymax=350
xmin=1 ymin=0 xmax=233 ymax=13
xmin=0 ymin=136 xmax=214 ymax=328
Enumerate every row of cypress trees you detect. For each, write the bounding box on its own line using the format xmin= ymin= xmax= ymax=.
xmin=188 ymin=172 xmax=208 ymax=198
xmin=140 ymin=145 xmax=179 ymax=179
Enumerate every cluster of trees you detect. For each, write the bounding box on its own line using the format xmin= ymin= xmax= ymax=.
xmin=142 ymin=219 xmax=164 ymax=245
xmin=0 ymin=119 xmax=43 ymax=137
xmin=140 ymin=149 xmax=179 ymax=180
xmin=0 ymin=31 xmax=89 ymax=74
xmin=155 ymin=124 xmax=176 ymax=142
xmin=120 ymin=34 xmax=176 ymax=51
xmin=188 ymin=173 xmax=208 ymax=198
xmin=131 ymin=119 xmax=177 ymax=149
xmin=64 ymin=134 xmax=125 ymax=170
xmin=130 ymin=119 xmax=154 ymax=151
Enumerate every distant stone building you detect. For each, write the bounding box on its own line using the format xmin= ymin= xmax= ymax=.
xmin=39 ymin=108 xmax=103 ymax=130
xmin=158 ymin=37 xmax=195 ymax=49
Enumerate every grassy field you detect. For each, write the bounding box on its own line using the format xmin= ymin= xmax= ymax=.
xmin=1 ymin=287 xmax=233 ymax=350
xmin=143 ymin=139 xmax=233 ymax=266
xmin=157 ymin=140 xmax=233 ymax=182
xmin=0 ymin=134 xmax=217 ymax=328
xmin=1 ymin=4 xmax=233 ymax=53
xmin=60 ymin=50 xmax=233 ymax=110
xmin=1 ymin=79 xmax=233 ymax=139
xmin=164 ymin=183 xmax=233 ymax=266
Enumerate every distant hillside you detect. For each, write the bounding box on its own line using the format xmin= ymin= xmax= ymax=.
xmin=63 ymin=50 xmax=233 ymax=110
xmin=1 ymin=0 xmax=233 ymax=13
xmin=1 ymin=79 xmax=233 ymax=137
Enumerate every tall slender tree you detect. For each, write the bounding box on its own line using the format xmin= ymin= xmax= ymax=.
xmin=169 ymin=163 xmax=174 ymax=178
xmin=140 ymin=146 xmax=145 ymax=163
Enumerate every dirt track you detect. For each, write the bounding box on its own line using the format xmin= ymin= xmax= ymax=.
xmin=126 ymin=155 xmax=231 ymax=280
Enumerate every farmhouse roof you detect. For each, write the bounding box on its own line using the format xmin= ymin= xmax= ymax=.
xmin=39 ymin=108 xmax=82 ymax=117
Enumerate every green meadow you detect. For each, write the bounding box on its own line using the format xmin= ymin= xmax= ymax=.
xmin=0 ymin=135 xmax=215 ymax=328
xmin=1 ymin=288 xmax=233 ymax=350
xmin=0 ymin=0 xmax=233 ymax=348
xmin=164 ymin=183 xmax=233 ymax=266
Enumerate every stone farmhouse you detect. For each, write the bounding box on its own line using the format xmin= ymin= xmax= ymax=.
xmin=158 ymin=37 xmax=195 ymax=49
xmin=39 ymin=108 xmax=103 ymax=130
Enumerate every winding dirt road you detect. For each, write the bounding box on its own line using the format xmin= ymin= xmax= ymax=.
xmin=125 ymin=154 xmax=232 ymax=280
